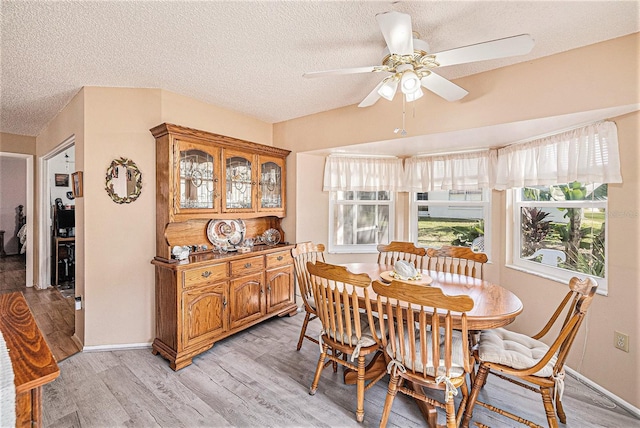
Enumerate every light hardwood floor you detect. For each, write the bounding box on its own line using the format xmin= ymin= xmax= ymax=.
xmin=42 ymin=313 xmax=638 ymax=427
xmin=0 ymin=254 xmax=81 ymax=362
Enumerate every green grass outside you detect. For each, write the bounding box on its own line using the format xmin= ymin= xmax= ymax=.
xmin=417 ymin=217 xmax=482 ymax=248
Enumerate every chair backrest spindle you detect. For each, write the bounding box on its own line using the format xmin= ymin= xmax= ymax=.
xmin=377 ymin=241 xmax=427 ymax=270
xmin=291 ymin=242 xmax=325 ymax=313
xmin=426 ymin=245 xmax=488 ymax=280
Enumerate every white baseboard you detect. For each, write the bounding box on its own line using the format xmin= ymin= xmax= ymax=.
xmin=82 ymin=342 xmax=152 ymax=352
xmin=565 ymin=366 xmax=640 ymax=418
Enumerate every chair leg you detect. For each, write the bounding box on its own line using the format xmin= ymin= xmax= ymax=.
xmin=462 ymin=363 xmax=490 ymax=428
xmin=445 ymin=394 xmax=457 ymax=428
xmin=309 ymin=344 xmax=328 ymax=395
xmin=296 ymin=311 xmax=312 ymax=351
xmin=355 ymin=355 xmax=366 ymax=422
xmin=379 ymin=374 xmax=400 ymax=428
xmin=456 ymin=378 xmax=469 ymax=426
xmin=541 ymin=387 xmax=559 ymax=428
xmin=556 ymin=393 xmax=567 ymax=424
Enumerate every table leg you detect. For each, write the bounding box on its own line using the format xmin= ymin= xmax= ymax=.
xmin=407 ymin=381 xmax=438 ymax=427
xmin=344 ymin=350 xmax=386 ymax=384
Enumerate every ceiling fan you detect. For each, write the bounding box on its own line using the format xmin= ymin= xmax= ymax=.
xmin=303 ymin=11 xmax=535 ymax=107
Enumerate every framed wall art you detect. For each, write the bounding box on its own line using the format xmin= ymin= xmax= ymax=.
xmin=55 ymin=173 xmax=69 ymax=187
xmin=72 ymin=171 xmax=83 ymax=197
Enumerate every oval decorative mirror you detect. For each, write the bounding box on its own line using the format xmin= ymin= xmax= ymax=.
xmin=105 ymin=157 xmax=142 ymax=204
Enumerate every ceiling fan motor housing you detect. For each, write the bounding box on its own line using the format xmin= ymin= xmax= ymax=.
xmin=382 ymin=38 xmax=437 ymax=83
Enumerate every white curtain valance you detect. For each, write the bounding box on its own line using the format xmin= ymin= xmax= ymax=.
xmin=494 ymin=121 xmax=622 ymax=190
xmin=403 ymin=150 xmax=493 ymax=192
xmin=323 ymin=156 xmax=405 ymax=192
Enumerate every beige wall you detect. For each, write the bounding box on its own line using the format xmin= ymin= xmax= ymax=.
xmin=0 ymin=133 xmax=36 ymax=154
xmin=39 ymin=87 xmax=275 ymax=347
xmin=160 ymin=91 xmax=273 ymax=146
xmin=275 ymin=34 xmax=640 ymax=407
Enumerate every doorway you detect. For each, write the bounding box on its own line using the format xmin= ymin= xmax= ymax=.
xmin=38 ymin=137 xmax=75 ymax=293
xmin=0 ymin=152 xmax=33 ymax=292
xmin=34 ymin=137 xmax=81 ymax=361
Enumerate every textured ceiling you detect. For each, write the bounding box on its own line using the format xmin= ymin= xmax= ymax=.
xmin=1 ymin=1 xmax=639 ymax=137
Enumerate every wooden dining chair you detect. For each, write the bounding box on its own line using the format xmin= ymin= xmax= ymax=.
xmin=377 ymin=241 xmax=427 ymax=270
xmin=426 ymin=246 xmax=488 ymax=280
xmin=369 ymin=279 xmax=475 ymax=428
xmin=306 ymin=261 xmax=384 ymax=422
xmin=291 ymin=242 xmax=325 ymax=351
xmin=462 ymin=277 xmax=599 ymax=428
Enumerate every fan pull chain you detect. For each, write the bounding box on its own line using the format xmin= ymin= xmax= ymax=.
xmin=402 ymin=95 xmax=406 ymax=134
xmin=393 ymin=95 xmax=408 ymax=136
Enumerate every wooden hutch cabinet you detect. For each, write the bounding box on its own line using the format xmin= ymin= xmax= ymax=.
xmin=150 ymin=123 xmax=296 ymax=370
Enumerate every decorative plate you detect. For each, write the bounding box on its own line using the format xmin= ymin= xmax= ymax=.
xmin=380 ymin=271 xmax=433 ymax=285
xmin=207 ymin=219 xmax=246 ymax=247
xmin=262 ymin=228 xmax=281 ymax=246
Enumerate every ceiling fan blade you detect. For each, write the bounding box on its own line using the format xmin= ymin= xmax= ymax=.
xmin=358 ymin=81 xmax=385 ymax=108
xmin=376 ymin=11 xmax=414 ymax=56
xmin=303 ymin=66 xmax=385 ymax=78
xmin=420 ymin=72 xmax=468 ymax=102
xmin=432 ymin=34 xmax=535 ymax=67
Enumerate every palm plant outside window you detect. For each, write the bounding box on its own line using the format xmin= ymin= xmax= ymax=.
xmin=513 ymin=182 xmax=607 ymax=292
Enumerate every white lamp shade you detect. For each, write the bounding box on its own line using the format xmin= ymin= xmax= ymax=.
xmin=405 ymin=86 xmax=424 ymax=102
xmin=400 ymin=70 xmax=420 ymax=94
xmin=377 ymin=78 xmax=399 ymax=101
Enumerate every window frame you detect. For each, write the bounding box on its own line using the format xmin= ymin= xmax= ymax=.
xmin=328 ymin=190 xmax=395 ymax=254
xmin=508 ymin=187 xmax=608 ymax=295
xmin=409 ymin=189 xmax=492 ymax=260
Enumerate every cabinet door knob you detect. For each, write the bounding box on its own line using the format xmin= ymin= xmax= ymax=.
xmin=277 ymin=255 xmax=283 ymax=261
xmin=244 ymin=262 xmax=252 ymax=268
xmin=201 ymin=271 xmax=211 ymax=278
xmin=223 ymin=298 xmax=227 ymax=307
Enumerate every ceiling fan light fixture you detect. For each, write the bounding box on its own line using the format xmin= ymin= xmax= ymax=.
xmin=377 ymin=78 xmax=399 ymax=101
xmin=405 ymin=86 xmax=424 ymax=102
xmin=400 ymin=70 xmax=420 ymax=94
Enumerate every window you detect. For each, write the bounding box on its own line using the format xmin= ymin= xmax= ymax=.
xmin=511 ymin=182 xmax=607 ymax=293
xmin=410 ymin=189 xmax=491 ymax=257
xmin=329 ymin=191 xmax=393 ymax=253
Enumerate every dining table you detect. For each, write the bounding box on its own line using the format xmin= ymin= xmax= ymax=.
xmin=339 ymin=262 xmax=523 ymax=423
xmin=344 ymin=262 xmax=523 ymax=330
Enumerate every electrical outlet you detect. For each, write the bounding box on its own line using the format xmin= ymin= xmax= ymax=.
xmin=614 ymin=331 xmax=629 ymax=352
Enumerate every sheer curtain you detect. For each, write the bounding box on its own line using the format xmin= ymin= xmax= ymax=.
xmin=323 ymin=156 xmax=405 ymax=192
xmin=403 ymin=150 xmax=493 ymax=192
xmin=494 ymin=121 xmax=622 ymax=190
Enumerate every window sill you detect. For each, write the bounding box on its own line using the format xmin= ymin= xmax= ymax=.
xmin=505 ymin=263 xmax=608 ymax=296
xmin=328 ymin=248 xmax=377 ymax=255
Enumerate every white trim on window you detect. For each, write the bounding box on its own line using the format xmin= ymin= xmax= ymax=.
xmin=328 ymin=191 xmax=395 ymax=254
xmin=508 ymin=188 xmax=608 ymax=295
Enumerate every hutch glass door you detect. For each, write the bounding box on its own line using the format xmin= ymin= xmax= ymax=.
xmin=225 ymin=152 xmax=254 ymax=211
xmin=178 ymin=147 xmax=218 ymax=210
xmin=259 ymin=159 xmax=283 ymax=210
